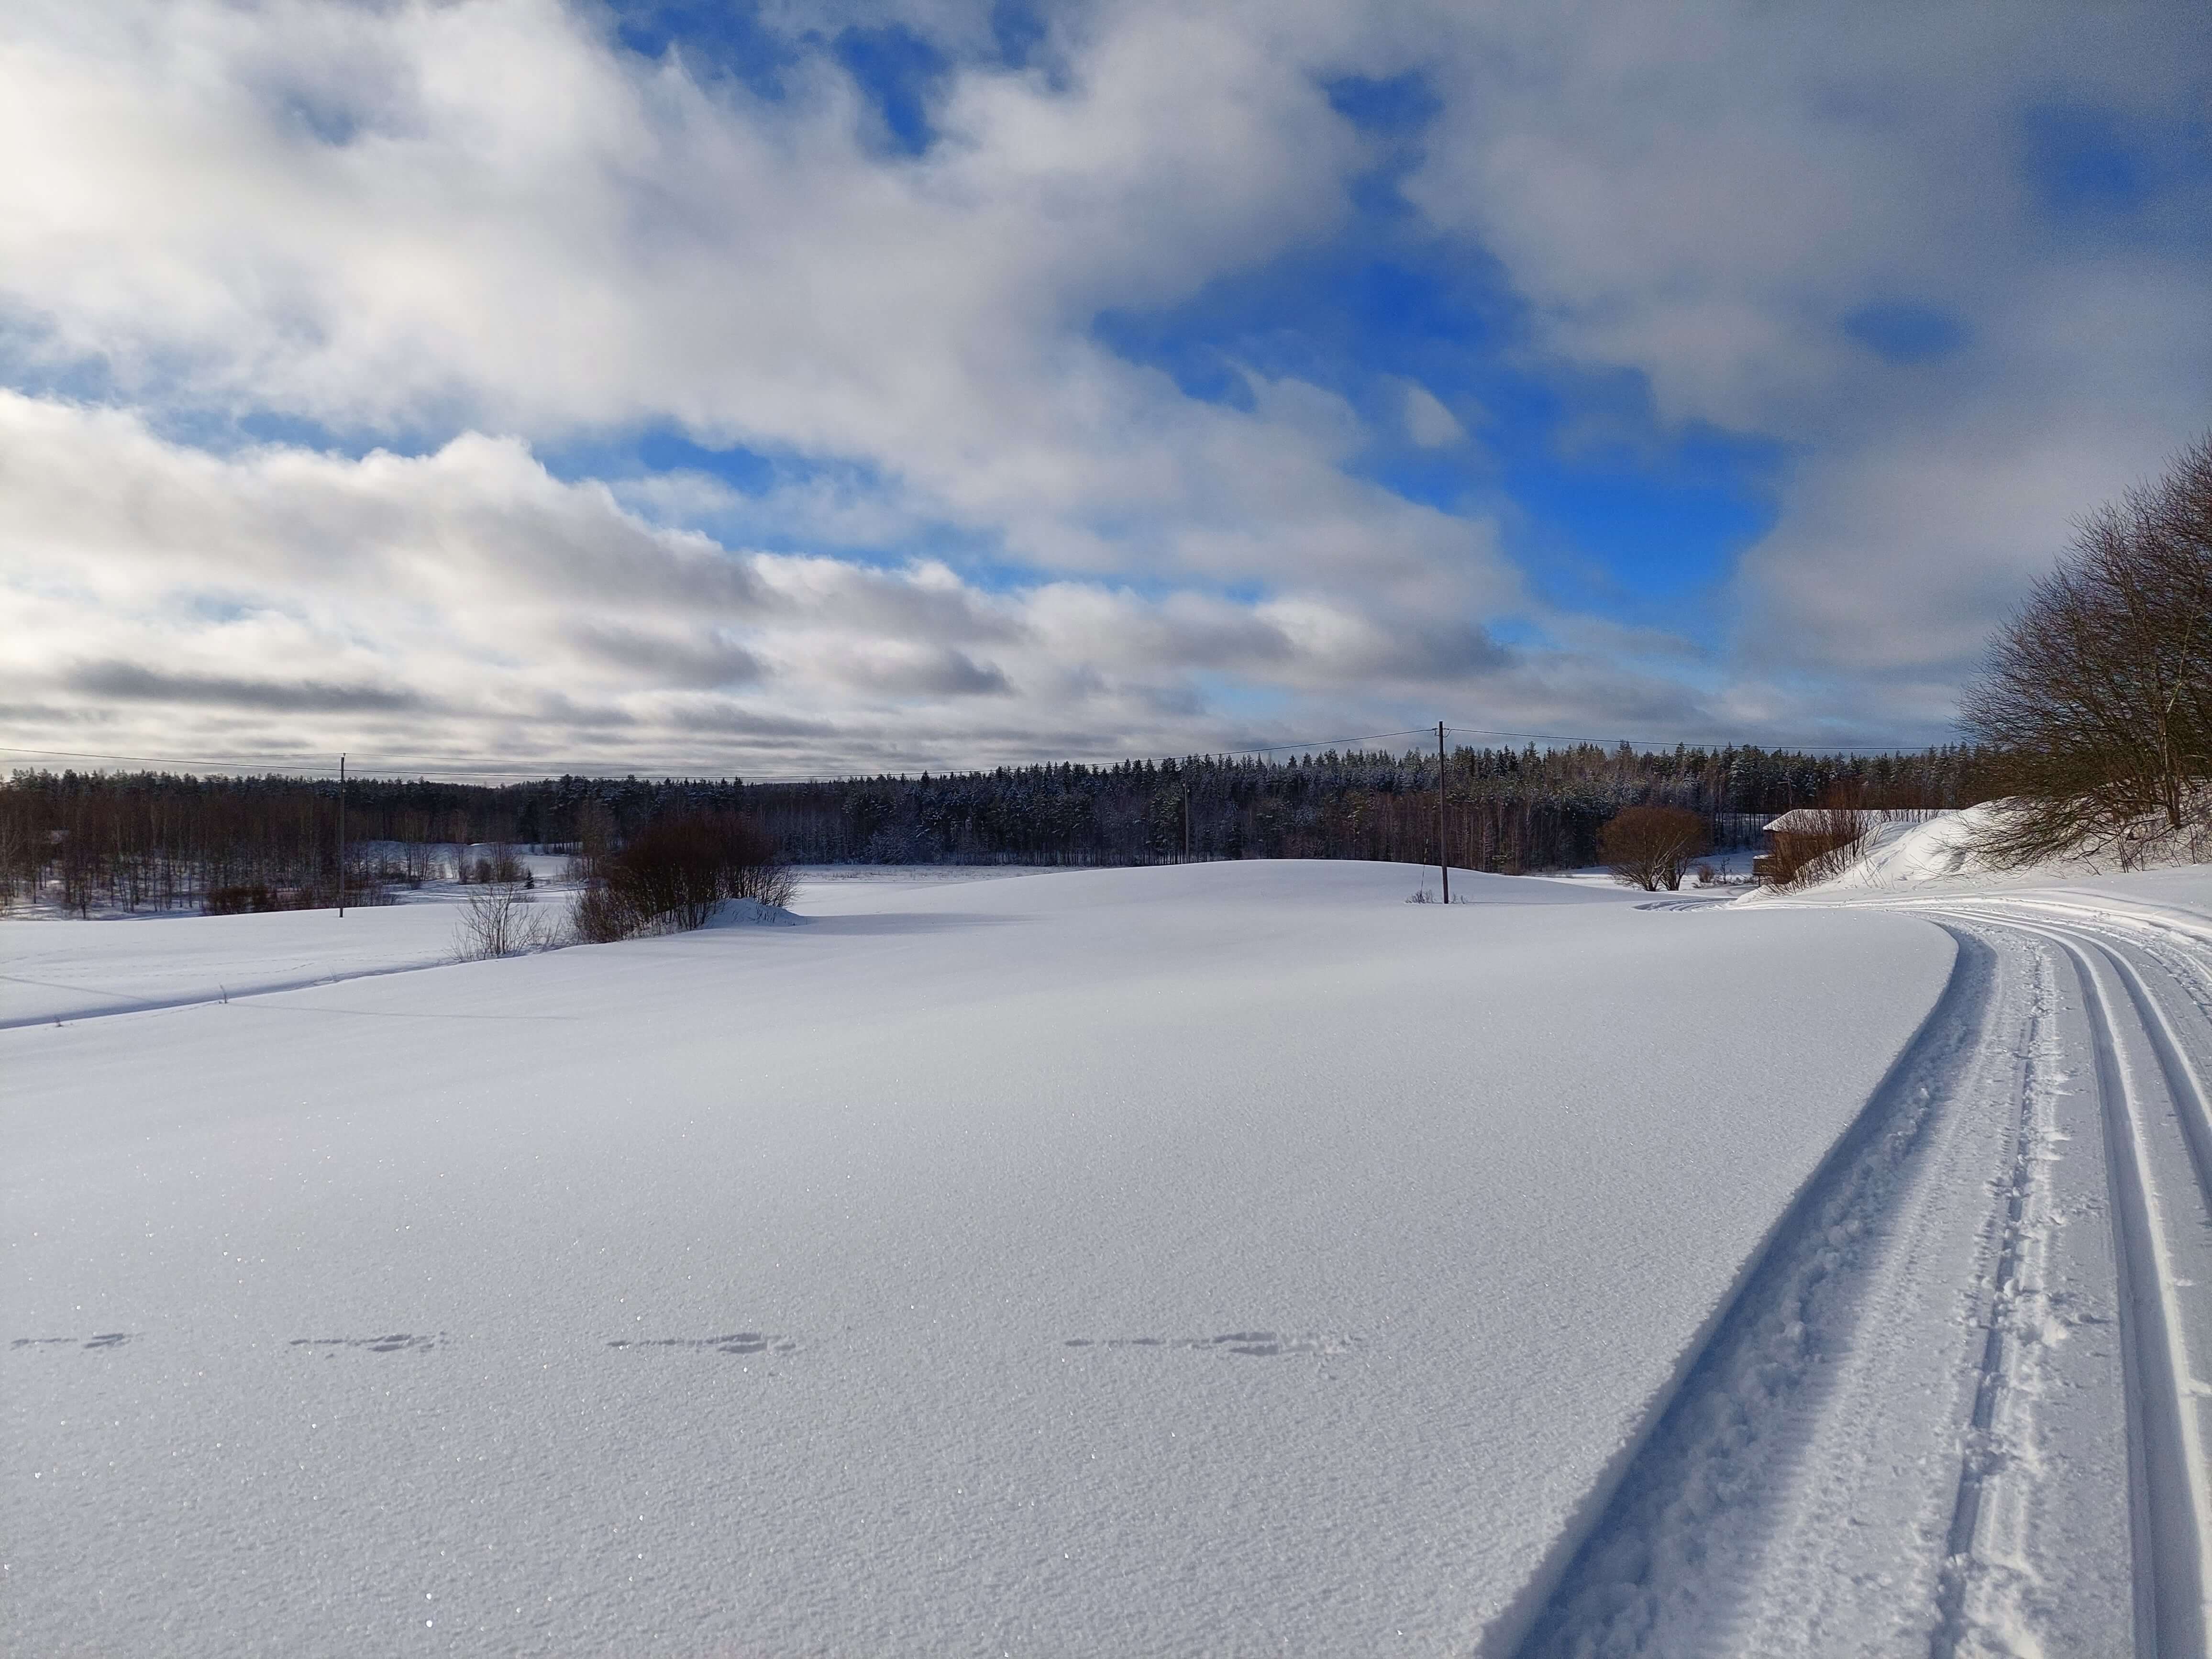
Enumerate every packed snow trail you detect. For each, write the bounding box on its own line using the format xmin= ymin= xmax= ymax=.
xmin=1516 ymin=879 xmax=2212 ymax=1658
xmin=1929 ymin=897 xmax=2212 ymax=1655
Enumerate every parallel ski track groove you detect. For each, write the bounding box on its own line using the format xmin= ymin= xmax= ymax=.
xmin=1927 ymin=922 xmax=2047 ymax=1659
xmin=1928 ymin=902 xmax=2212 ymax=1656
xmin=1515 ymin=893 xmax=2212 ymax=1657
xmin=1507 ymin=924 xmax=2001 ymax=1658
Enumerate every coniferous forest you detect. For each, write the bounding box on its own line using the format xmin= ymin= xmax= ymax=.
xmin=0 ymin=742 xmax=1997 ymax=915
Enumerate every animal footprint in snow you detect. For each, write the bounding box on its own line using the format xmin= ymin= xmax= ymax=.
xmin=288 ymin=1333 xmax=444 ymax=1355
xmin=1063 ymin=1331 xmax=1360 ymax=1358
xmin=607 ymin=1332 xmax=798 ymax=1356
xmin=10 ymin=1333 xmax=136 ymax=1351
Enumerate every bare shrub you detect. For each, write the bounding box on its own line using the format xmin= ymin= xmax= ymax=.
xmin=204 ymin=884 xmax=277 ymax=916
xmin=570 ymin=878 xmax=647 ymax=943
xmin=568 ymin=809 xmax=791 ymax=942
xmin=1600 ymin=806 xmax=1711 ymax=891
xmin=0 ymin=813 xmax=24 ymax=911
xmin=454 ymin=880 xmax=562 ymax=960
xmin=568 ymin=799 xmax=616 ymax=884
xmin=730 ymin=855 xmax=796 ymax=909
xmin=1964 ymin=432 xmax=2212 ymax=865
xmin=462 ymin=843 xmax=527 ymax=885
xmin=604 ymin=815 xmax=727 ymax=929
xmin=1769 ymin=807 xmax=1873 ymax=888
xmin=204 ymin=881 xmax=394 ymax=914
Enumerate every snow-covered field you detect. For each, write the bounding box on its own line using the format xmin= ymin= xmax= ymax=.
xmin=3 ymin=896 xmax=483 ymax=1027
xmin=4 ymin=855 xmax=2209 ymax=1655
xmin=0 ymin=866 xmax=1052 ymax=1028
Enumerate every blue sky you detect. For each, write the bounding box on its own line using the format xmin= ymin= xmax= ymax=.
xmin=0 ymin=0 xmax=2205 ymax=775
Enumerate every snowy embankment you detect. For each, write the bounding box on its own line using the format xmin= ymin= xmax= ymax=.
xmin=2 ymin=860 xmax=1955 ymax=1656
xmin=1757 ymin=802 xmax=2212 ymax=918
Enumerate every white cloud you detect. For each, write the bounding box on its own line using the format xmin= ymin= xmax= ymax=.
xmin=0 ymin=0 xmax=2203 ymax=763
xmin=0 ymin=0 xmax=1441 ymax=593
xmin=1402 ymin=381 xmax=1465 ymax=448
xmin=1397 ymin=0 xmax=2212 ymax=695
xmin=0 ymin=393 xmax=1727 ymax=772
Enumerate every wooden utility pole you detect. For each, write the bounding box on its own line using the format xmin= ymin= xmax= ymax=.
xmin=1436 ymin=721 xmax=1450 ymax=904
xmin=337 ymin=753 xmax=346 ymax=918
xmin=1183 ymin=785 xmax=1191 ymax=862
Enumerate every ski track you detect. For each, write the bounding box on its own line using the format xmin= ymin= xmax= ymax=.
xmin=1510 ymin=889 xmax=2212 ymax=1659
xmin=0 ymin=956 xmax=466 ymax=1029
xmin=1936 ymin=899 xmax=2212 ymax=1656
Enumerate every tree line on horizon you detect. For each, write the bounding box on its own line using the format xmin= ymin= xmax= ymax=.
xmin=0 ymin=741 xmax=1996 ymax=916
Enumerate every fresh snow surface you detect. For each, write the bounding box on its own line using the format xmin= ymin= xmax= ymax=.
xmin=1 ymin=859 xmax=1959 ymax=1657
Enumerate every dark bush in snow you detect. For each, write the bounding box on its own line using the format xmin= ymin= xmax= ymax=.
xmin=1600 ymin=806 xmax=1710 ymax=891
xmin=204 ymin=884 xmax=278 ymax=915
xmin=1764 ymin=807 xmax=1875 ymax=888
xmin=571 ymin=810 xmax=793 ymax=941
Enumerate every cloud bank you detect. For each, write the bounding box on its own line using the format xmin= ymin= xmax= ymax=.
xmin=0 ymin=0 xmax=2205 ymax=773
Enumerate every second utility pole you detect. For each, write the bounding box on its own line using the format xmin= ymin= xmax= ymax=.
xmin=1436 ymin=721 xmax=1450 ymax=905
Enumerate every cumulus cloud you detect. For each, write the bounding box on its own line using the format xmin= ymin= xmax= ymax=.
xmin=0 ymin=0 xmax=1416 ymax=582
xmin=0 ymin=0 xmax=2203 ymax=768
xmin=1399 ymin=0 xmax=2212 ymax=706
xmin=1401 ymin=381 xmax=1465 ymax=449
xmin=0 ymin=393 xmax=1689 ymax=772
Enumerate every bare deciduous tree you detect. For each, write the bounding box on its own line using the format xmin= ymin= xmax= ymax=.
xmin=1599 ymin=805 xmax=1710 ymax=891
xmin=1964 ymin=433 xmax=2212 ymax=865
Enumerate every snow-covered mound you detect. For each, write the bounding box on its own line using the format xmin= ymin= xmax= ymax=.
xmin=1753 ymin=802 xmax=2212 ymax=904
xmin=1783 ymin=807 xmax=1992 ymax=893
xmin=4 ymin=859 xmax=1955 ymax=1655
